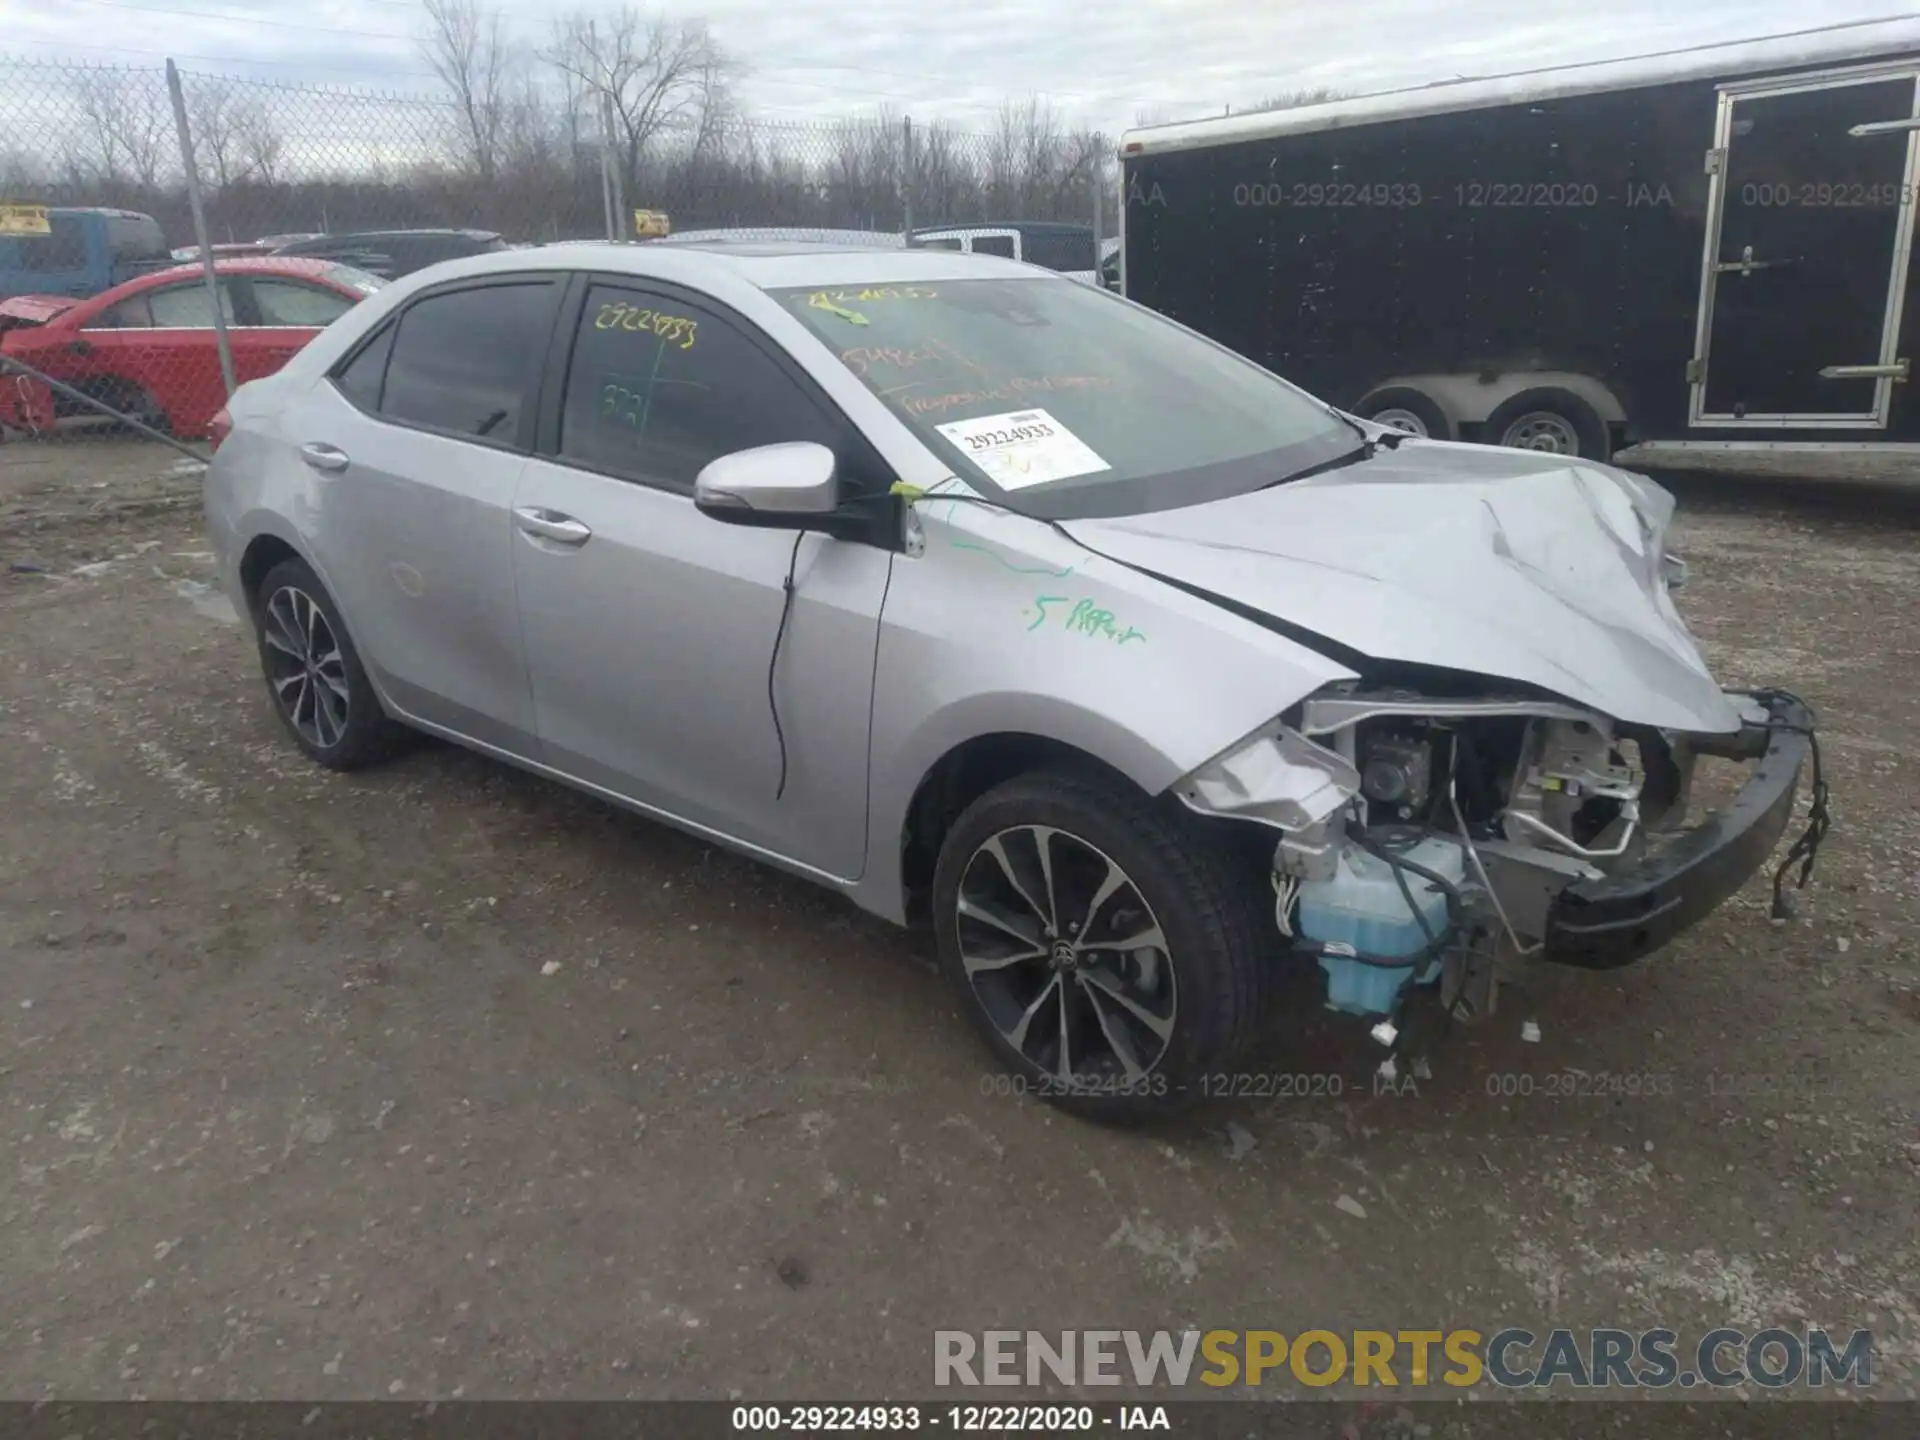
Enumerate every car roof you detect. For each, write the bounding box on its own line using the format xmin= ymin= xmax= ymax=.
xmin=283 ymin=229 xmax=499 ymax=244
xmin=644 ymin=227 xmax=906 ymax=248
xmin=911 ymin=221 xmax=1093 ymax=236
xmin=376 ymin=240 xmax=1047 ymax=291
xmin=140 ymin=256 xmax=359 ymax=285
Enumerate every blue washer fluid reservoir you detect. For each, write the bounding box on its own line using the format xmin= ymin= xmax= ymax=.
xmin=1295 ymin=836 xmax=1466 ymax=1016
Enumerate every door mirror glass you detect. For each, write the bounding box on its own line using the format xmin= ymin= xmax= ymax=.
xmin=694 ymin=442 xmax=839 ymax=527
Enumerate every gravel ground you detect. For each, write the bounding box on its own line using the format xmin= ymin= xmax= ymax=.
xmin=2 ymin=436 xmax=1917 ymax=1423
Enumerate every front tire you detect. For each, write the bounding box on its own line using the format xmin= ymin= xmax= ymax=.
xmin=931 ymin=768 xmax=1269 ymax=1119
xmin=253 ymin=557 xmax=403 ymax=771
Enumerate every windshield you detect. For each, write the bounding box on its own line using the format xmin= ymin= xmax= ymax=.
xmin=771 ymin=277 xmax=1353 ymax=518
xmin=325 ymin=263 xmax=388 ymax=297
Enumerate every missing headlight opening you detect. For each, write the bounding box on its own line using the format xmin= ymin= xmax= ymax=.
xmin=1177 ymin=684 xmax=1826 ymax=1069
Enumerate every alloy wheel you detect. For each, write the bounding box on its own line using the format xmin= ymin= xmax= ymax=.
xmin=261 ymin=585 xmax=350 ymax=749
xmin=955 ymin=824 xmax=1177 ymax=1086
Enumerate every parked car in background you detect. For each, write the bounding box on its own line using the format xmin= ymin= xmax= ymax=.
xmin=171 ymin=241 xmax=277 ymax=262
xmin=1099 ymin=238 xmax=1120 ymax=292
xmin=0 ymin=257 xmax=384 ymax=438
xmin=909 ymin=222 xmax=1100 ymax=283
xmin=269 ymin=229 xmax=507 ymax=279
xmin=0 ymin=207 xmax=171 ymax=302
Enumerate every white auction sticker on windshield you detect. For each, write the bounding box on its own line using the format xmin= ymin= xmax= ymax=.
xmin=932 ymin=408 xmax=1110 ymax=490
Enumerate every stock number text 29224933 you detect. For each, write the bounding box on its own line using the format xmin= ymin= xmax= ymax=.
xmin=954 ymin=418 xmax=1058 ymax=452
xmin=1233 ymin=181 xmax=1423 ymax=208
xmin=729 ymin=1405 xmax=1119 ymax=1432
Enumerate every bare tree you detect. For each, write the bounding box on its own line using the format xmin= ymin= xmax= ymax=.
xmin=187 ymin=77 xmax=259 ymax=190
xmin=420 ymin=0 xmax=508 ymax=181
xmin=544 ymin=8 xmax=739 ymax=187
xmin=980 ymin=97 xmax=1102 ymax=220
xmin=69 ymin=68 xmax=170 ymax=189
xmin=235 ymin=99 xmax=285 ymax=188
xmin=908 ymin=120 xmax=974 ymax=226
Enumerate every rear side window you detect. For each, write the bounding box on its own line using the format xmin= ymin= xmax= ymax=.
xmin=558 ymin=282 xmax=851 ymax=492
xmin=251 ymin=279 xmax=355 ymax=326
xmin=334 ymin=323 xmax=395 ymax=411
xmin=378 ymin=281 xmax=552 ymax=441
xmin=94 ymin=294 xmax=153 ymax=329
xmin=107 ymin=214 xmax=168 ymax=264
xmin=18 ymin=215 xmax=88 ymax=273
xmin=1025 ymin=229 xmax=1096 ymax=272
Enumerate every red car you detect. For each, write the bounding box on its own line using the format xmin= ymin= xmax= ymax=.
xmin=0 ymin=257 xmax=385 ymax=438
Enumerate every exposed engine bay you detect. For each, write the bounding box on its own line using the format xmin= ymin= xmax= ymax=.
xmin=1177 ymin=681 xmax=1828 ymax=1068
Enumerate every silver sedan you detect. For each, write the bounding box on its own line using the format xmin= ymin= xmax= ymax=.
xmin=203 ymin=240 xmax=1823 ymax=1118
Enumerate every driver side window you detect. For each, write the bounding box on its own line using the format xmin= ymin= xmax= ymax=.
xmin=557 ymin=283 xmax=886 ymax=497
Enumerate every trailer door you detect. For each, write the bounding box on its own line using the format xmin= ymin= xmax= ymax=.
xmin=1692 ymin=65 xmax=1919 ymax=429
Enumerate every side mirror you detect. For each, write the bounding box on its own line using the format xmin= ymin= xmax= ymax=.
xmin=694 ymin=441 xmax=840 ymax=529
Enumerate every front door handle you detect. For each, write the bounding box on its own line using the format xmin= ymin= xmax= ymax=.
xmin=514 ymin=506 xmax=593 ymax=546
xmin=299 ymin=442 xmax=350 ymax=473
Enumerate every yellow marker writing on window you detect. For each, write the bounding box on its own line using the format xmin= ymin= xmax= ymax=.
xmin=806 ymin=292 xmax=869 ymax=326
xmin=594 ymin=301 xmax=697 ymax=349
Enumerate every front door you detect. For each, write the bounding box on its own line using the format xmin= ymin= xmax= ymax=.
xmin=1693 ymin=65 xmax=1919 ymax=427
xmin=510 ymin=279 xmax=893 ymax=880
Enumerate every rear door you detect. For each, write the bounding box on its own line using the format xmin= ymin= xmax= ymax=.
xmin=283 ymin=276 xmax=562 ymax=750
xmin=1693 ymin=63 xmax=1920 ymax=427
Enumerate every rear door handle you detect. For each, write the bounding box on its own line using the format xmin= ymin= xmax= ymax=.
xmin=299 ymin=442 xmax=350 ymax=473
xmin=514 ymin=506 xmax=593 ymax=546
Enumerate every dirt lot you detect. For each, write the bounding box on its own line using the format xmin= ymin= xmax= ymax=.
xmin=2 ymin=436 xmax=1917 ymax=1420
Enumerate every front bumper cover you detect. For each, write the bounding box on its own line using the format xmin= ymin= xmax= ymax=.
xmin=1540 ymin=691 xmax=1813 ymax=970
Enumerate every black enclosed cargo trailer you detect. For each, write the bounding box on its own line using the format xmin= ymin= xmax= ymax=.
xmin=1117 ymin=18 xmax=1920 ymax=466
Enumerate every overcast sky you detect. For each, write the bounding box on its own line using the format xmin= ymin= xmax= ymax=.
xmin=2 ymin=0 xmax=1913 ymax=135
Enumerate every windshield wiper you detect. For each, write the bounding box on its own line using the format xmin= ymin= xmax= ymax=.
xmin=1328 ymin=403 xmax=1405 ymax=455
xmin=1263 ymin=441 xmax=1379 ymax=489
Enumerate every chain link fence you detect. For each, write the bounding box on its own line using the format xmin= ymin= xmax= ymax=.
xmin=0 ymin=55 xmax=1116 ymax=468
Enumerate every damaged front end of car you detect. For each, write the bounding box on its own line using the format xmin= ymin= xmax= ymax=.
xmin=1175 ymin=679 xmax=1829 ymax=1061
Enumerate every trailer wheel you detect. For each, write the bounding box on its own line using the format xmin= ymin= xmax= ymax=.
xmin=1484 ymin=388 xmax=1609 ymax=460
xmin=1358 ymin=386 xmax=1450 ymax=440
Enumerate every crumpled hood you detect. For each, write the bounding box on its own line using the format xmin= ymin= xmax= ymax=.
xmin=1060 ymin=439 xmax=1743 ymax=734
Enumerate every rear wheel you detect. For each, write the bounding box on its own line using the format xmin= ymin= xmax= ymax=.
xmin=1358 ymin=385 xmax=1451 ymax=440
xmin=253 ymin=557 xmax=404 ymax=770
xmin=931 ymin=768 xmax=1269 ymax=1120
xmin=1484 ymin=387 xmax=1610 ymax=460
xmin=76 ymin=378 xmax=170 ymax=436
